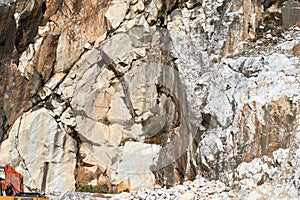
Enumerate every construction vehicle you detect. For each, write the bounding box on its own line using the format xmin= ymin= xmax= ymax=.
xmin=0 ymin=164 xmax=49 ymax=200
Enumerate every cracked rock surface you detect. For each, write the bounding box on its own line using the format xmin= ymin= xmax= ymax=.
xmin=1 ymin=0 xmax=300 ymax=198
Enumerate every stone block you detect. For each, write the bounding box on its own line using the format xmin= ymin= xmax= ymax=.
xmin=282 ymin=0 xmax=300 ymax=29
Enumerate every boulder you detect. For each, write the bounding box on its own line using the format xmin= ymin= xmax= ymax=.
xmin=0 ymin=108 xmax=77 ymax=192
xmin=282 ymin=0 xmax=300 ymax=29
xmin=110 ymin=142 xmax=161 ymax=190
xmin=105 ymin=0 xmax=130 ymax=30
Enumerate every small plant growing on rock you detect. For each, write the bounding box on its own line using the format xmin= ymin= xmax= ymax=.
xmin=76 ymin=184 xmax=110 ymax=193
xmin=102 ymin=116 xmax=111 ymax=125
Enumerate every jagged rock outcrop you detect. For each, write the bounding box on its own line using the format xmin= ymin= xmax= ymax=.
xmin=1 ymin=0 xmax=300 ymax=197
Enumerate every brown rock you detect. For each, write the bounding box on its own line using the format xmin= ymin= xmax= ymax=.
xmin=242 ymin=0 xmax=263 ymax=40
xmin=0 ymin=62 xmax=41 ymax=140
xmin=238 ymin=97 xmax=299 ymax=163
xmin=0 ymin=4 xmax=17 ymax=63
xmin=15 ymin=0 xmax=45 ymax=53
xmin=292 ymin=44 xmax=300 ymax=57
xmin=42 ymin=0 xmax=61 ymax=25
xmin=50 ymin=0 xmax=111 ymax=72
xmin=34 ymin=34 xmax=59 ymax=82
xmin=223 ymin=0 xmax=263 ymax=57
xmin=0 ymin=2 xmax=43 ymax=140
xmin=117 ymin=179 xmax=130 ymax=193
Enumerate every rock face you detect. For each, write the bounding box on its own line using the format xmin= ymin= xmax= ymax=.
xmin=0 ymin=108 xmax=77 ymax=192
xmin=1 ymin=0 xmax=300 ymax=197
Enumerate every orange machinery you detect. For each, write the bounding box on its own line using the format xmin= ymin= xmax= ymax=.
xmin=0 ymin=165 xmax=24 ymax=196
xmin=0 ymin=164 xmax=49 ymax=199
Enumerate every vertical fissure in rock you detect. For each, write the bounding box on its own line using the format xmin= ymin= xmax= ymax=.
xmin=15 ymin=113 xmax=39 ymax=191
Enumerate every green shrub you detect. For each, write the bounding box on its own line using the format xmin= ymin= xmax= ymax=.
xmin=76 ymin=184 xmax=110 ymax=193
